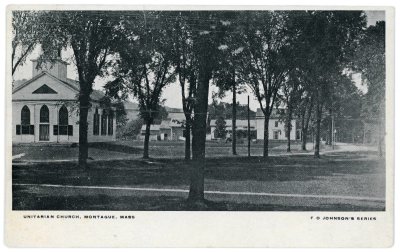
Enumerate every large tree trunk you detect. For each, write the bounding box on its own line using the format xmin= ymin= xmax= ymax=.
xmin=78 ymin=93 xmax=90 ymax=169
xmin=314 ymin=103 xmax=322 ymax=158
xmin=143 ymin=120 xmax=151 ymax=159
xmin=184 ymin=122 xmax=191 ymax=160
xmin=302 ymin=98 xmax=313 ymax=151
xmin=188 ymin=67 xmax=210 ymax=203
xmin=263 ymin=114 xmax=269 ymax=157
xmin=301 ymin=126 xmax=307 ymax=151
xmin=232 ymin=76 xmax=237 ymax=155
xmin=327 ymin=109 xmax=333 ymax=146
xmin=300 ymin=102 xmax=307 ymax=151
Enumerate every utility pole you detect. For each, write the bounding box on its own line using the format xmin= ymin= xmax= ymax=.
xmin=232 ymin=70 xmax=237 ymax=155
xmin=247 ymin=95 xmax=251 ymax=157
xmin=332 ymin=113 xmax=335 ymax=150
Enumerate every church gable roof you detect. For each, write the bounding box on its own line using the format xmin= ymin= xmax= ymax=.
xmin=12 ymin=71 xmax=106 ymax=101
xmin=12 ymin=71 xmax=79 ymax=94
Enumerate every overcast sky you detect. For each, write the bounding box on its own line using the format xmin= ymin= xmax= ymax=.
xmin=13 ymin=10 xmax=385 ymax=110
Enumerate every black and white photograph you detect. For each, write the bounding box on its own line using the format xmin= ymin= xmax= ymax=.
xmin=10 ymin=8 xmax=388 ymax=211
xmin=4 ymin=4 xmax=395 ymax=248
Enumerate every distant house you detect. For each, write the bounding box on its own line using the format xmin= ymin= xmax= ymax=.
xmin=208 ymin=109 xmax=298 ymax=141
xmin=255 ymin=108 xmax=297 ymax=140
xmin=12 ymin=58 xmax=116 ymax=143
xmin=159 ymin=119 xmax=185 ymax=141
xmin=209 ymin=119 xmax=256 ymax=140
xmin=164 ymin=107 xmax=186 ymax=140
xmin=138 ymin=124 xmax=160 ymax=141
xmin=138 ymin=107 xmax=187 ymax=141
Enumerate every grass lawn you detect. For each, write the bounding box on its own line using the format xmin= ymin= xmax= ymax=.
xmin=12 ymin=150 xmax=385 ymax=211
xmin=12 ymin=140 xmax=305 ymax=161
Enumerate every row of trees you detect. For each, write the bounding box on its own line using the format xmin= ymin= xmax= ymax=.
xmin=12 ymin=10 xmax=385 ymax=204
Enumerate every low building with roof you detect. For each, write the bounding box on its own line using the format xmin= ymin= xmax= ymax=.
xmin=137 ymin=107 xmax=187 ymax=141
xmin=159 ymin=119 xmax=185 ymax=141
xmin=138 ymin=124 xmax=161 ymax=141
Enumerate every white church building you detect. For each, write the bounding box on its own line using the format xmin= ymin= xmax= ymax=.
xmin=12 ymin=59 xmax=116 ymax=143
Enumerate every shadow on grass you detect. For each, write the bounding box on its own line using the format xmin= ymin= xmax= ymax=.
xmin=12 ymin=159 xmax=190 ymax=188
xmin=12 ymin=152 xmax=385 ymax=189
xmin=88 ymin=142 xmax=143 ymax=154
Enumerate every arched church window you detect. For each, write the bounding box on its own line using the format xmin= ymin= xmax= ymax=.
xmin=108 ymin=110 xmax=114 ymax=136
xmin=101 ymin=109 xmax=108 ymax=135
xmin=21 ymin=105 xmax=30 ymax=125
xmin=57 ymin=105 xmax=69 ymax=135
xmin=18 ymin=105 xmax=33 ymax=135
xmin=59 ymin=105 xmax=68 ymax=126
xmin=40 ymin=105 xmax=49 ymax=123
xmin=93 ymin=108 xmax=100 ymax=135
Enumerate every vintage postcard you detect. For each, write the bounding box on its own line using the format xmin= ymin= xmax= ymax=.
xmin=4 ymin=5 xmax=394 ymax=247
